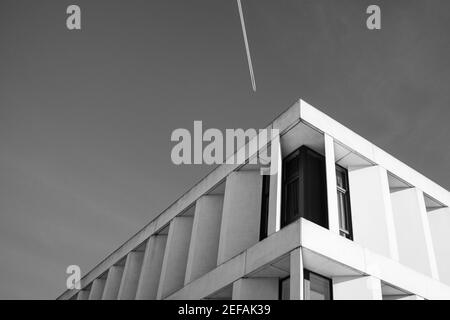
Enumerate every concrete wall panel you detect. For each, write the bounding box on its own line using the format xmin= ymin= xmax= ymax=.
xmin=390 ymin=188 xmax=438 ymax=278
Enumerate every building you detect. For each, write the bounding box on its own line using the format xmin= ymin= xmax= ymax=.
xmin=58 ymin=99 xmax=450 ymax=300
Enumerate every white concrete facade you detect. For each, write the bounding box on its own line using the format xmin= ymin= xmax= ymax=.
xmin=333 ymin=276 xmax=382 ymax=300
xmin=428 ymin=208 xmax=450 ymax=285
xmin=390 ymin=188 xmax=438 ymax=278
xmin=58 ymin=99 xmax=450 ymax=301
xmin=232 ymin=278 xmax=279 ymax=300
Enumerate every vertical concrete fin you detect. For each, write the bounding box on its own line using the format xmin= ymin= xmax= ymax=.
xmin=348 ymin=165 xmax=399 ymax=260
xmin=217 ymin=171 xmax=263 ymax=265
xmin=117 ymin=251 xmax=145 ymax=300
xmin=157 ymin=216 xmax=194 ymax=299
xmin=88 ymin=278 xmax=106 ymax=300
xmin=185 ymin=195 xmax=223 ymax=284
xmin=135 ymin=235 xmax=168 ymax=300
xmin=101 ymin=266 xmax=124 ymax=300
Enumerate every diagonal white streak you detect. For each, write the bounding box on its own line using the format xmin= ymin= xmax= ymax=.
xmin=237 ymin=0 xmax=256 ymax=92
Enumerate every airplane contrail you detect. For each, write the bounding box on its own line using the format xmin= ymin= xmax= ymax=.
xmin=236 ymin=0 xmax=256 ymax=92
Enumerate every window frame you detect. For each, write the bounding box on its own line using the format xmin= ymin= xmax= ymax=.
xmin=278 ymin=276 xmax=290 ymax=300
xmin=335 ymin=165 xmax=353 ymax=240
xmin=278 ymin=270 xmax=333 ymax=300
xmin=304 ymin=269 xmax=333 ymax=300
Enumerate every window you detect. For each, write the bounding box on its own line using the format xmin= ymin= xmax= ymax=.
xmin=279 ymin=276 xmax=290 ymax=300
xmin=259 ymin=175 xmax=270 ymax=240
xmin=336 ymin=165 xmax=353 ymax=240
xmin=304 ymin=270 xmax=332 ymax=300
xmin=281 ymin=146 xmax=328 ymax=229
xmin=282 ymin=151 xmax=301 ymax=226
xmin=278 ymin=271 xmax=332 ymax=300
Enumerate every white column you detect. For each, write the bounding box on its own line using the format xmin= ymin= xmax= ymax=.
xmin=390 ymin=188 xmax=439 ymax=279
xmin=185 ymin=195 xmax=223 ymax=284
xmin=88 ymin=278 xmax=105 ymax=300
xmin=324 ymin=134 xmax=340 ymax=234
xmin=428 ymin=207 xmax=450 ymax=286
xmin=267 ymin=137 xmax=282 ymax=236
xmin=135 ymin=235 xmax=167 ymax=300
xmin=77 ymin=289 xmax=90 ymax=300
xmin=290 ymin=248 xmax=304 ymax=300
xmin=157 ymin=216 xmax=193 ymax=299
xmin=348 ymin=165 xmax=399 ymax=260
xmin=102 ymin=265 xmax=124 ymax=300
xmin=333 ymin=275 xmax=382 ymax=300
xmin=217 ymin=171 xmax=262 ymax=264
xmin=232 ymin=278 xmax=279 ymax=300
xmin=117 ymin=251 xmax=145 ymax=300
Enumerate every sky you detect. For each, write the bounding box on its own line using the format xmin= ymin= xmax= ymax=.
xmin=1 ymin=0 xmax=449 ymax=299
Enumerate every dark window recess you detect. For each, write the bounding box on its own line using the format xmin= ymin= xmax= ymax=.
xmin=259 ymin=175 xmax=270 ymax=240
xmin=336 ymin=165 xmax=353 ymax=240
xmin=304 ymin=270 xmax=332 ymax=300
xmin=281 ymin=146 xmax=328 ymax=229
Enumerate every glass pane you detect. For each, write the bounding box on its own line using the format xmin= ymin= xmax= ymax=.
xmin=285 ymin=156 xmax=298 ymax=179
xmin=337 ymin=191 xmax=347 ymax=231
xmin=286 ymin=179 xmax=299 ymax=222
xmin=280 ymin=278 xmax=290 ymax=300
xmin=336 ymin=168 xmax=347 ymax=189
xmin=263 ymin=175 xmax=270 ymax=196
xmin=309 ymin=273 xmax=331 ymax=300
xmin=336 ymin=165 xmax=352 ymax=240
xmin=336 ymin=171 xmax=343 ymax=188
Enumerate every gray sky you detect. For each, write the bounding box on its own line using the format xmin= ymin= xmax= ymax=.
xmin=1 ymin=0 xmax=449 ymax=299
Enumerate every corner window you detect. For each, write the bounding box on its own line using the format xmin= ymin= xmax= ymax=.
xmin=282 ymin=152 xmax=301 ymax=227
xmin=281 ymin=146 xmax=328 ymax=229
xmin=336 ymin=165 xmax=353 ymax=240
